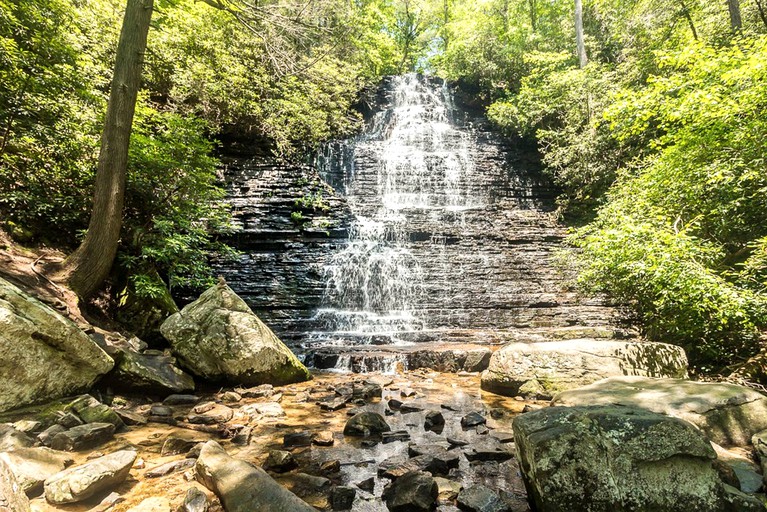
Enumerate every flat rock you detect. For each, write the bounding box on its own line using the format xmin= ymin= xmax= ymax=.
xmin=434 ymin=476 xmax=462 ymax=502
xmin=0 ymin=458 xmax=30 ymax=511
xmin=379 ymin=454 xmax=450 ymax=479
xmin=0 ymin=277 xmax=113 ymax=412
xmin=284 ymin=431 xmax=314 ymax=448
xmin=0 ymin=447 xmax=72 ymax=495
xmin=513 ymin=405 xmax=728 ymax=511
xmin=195 ymin=440 xmax=315 ymax=512
xmin=44 ymin=450 xmax=137 ymax=504
xmin=187 ymin=404 xmax=233 ymax=425
xmin=160 ymin=281 xmax=311 ymax=386
xmin=344 ymin=412 xmax=391 ymax=437
xmin=145 ymin=458 xmax=196 ymax=478
xmin=553 ymin=376 xmax=767 ymax=447
xmin=481 ymin=340 xmax=688 ymax=398
xmin=461 ymin=412 xmax=486 ymax=428
xmin=463 ymin=443 xmax=514 ymax=462
xmin=313 ymin=431 xmax=335 ymax=447
xmin=382 ymin=430 xmax=411 ymax=444
xmin=50 ymin=423 xmax=116 ymax=452
xmin=164 ymin=394 xmax=201 ymax=405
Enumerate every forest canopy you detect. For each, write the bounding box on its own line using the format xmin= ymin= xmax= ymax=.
xmin=2 ymin=0 xmax=767 ymax=373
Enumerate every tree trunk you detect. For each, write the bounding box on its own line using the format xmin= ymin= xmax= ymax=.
xmin=678 ymin=0 xmax=699 ymax=40
xmin=57 ymin=0 xmax=153 ymax=299
xmin=756 ymin=0 xmax=767 ymax=29
xmin=529 ymin=0 xmax=537 ymax=32
xmin=728 ymin=0 xmax=743 ymax=30
xmin=575 ymin=0 xmax=587 ymax=68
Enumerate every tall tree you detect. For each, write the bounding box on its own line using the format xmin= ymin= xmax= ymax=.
xmin=727 ymin=0 xmax=742 ymax=30
xmin=56 ymin=0 xmax=154 ymax=298
xmin=575 ymin=0 xmax=587 ymax=67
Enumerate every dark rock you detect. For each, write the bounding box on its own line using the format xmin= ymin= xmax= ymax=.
xmin=37 ymin=424 xmax=67 ymax=447
xmin=407 ymin=444 xmax=460 ymax=469
xmin=102 ymin=348 xmax=195 ymax=395
xmin=361 ymin=440 xmax=379 ymax=447
xmin=195 ymin=441 xmax=315 ymax=512
xmin=263 ymin=450 xmax=297 ymax=473
xmin=460 ymin=412 xmax=486 ymax=428
xmin=182 ymin=487 xmax=209 ymax=512
xmin=56 ymin=412 xmax=83 ymax=429
xmin=424 ymin=411 xmax=445 ymax=430
xmin=145 ymin=458 xmax=196 ymax=478
xmin=380 ymin=454 xmax=449 ymax=479
xmin=447 ymin=437 xmax=469 ymax=447
xmin=382 ymin=430 xmax=411 ymax=444
xmin=284 ymin=431 xmax=314 ymax=448
xmin=50 ymin=423 xmax=116 ymax=451
xmin=163 ymin=394 xmax=201 ymax=405
xmin=490 ymin=431 xmax=514 ymax=444
xmin=399 ymin=402 xmax=423 ymax=414
xmin=321 ymin=460 xmax=341 ymax=474
xmin=162 ymin=436 xmax=203 ymax=456
xmin=383 ymin=470 xmax=438 ymax=512
xmin=388 ymin=399 xmax=403 ymax=410
xmin=232 ymin=427 xmax=253 ymax=446
xmin=457 ymin=484 xmax=511 ymax=512
xmin=114 ymin=409 xmax=147 ymax=426
xmin=44 ymin=450 xmax=136 ymax=504
xmin=353 ymin=382 xmax=383 ymax=399
xmin=401 ymin=389 xmax=416 ymax=398
xmin=148 ymin=415 xmax=177 ymax=426
xmin=67 ymin=395 xmax=124 ymax=430
xmin=463 ymin=444 xmax=513 ymax=462
xmin=357 ymin=477 xmax=375 ymax=492
xmin=150 ymin=405 xmax=173 ymax=417
xmin=344 ymin=412 xmax=391 ymax=436
xmin=331 ymin=486 xmax=356 ymax=510
xmin=320 ymin=398 xmax=349 ymax=411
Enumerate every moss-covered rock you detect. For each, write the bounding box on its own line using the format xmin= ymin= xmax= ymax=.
xmin=160 ymin=280 xmax=311 ymax=386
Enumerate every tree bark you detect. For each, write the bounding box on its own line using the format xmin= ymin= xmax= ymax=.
xmin=678 ymin=0 xmax=699 ymax=40
xmin=57 ymin=0 xmax=153 ymax=298
xmin=575 ymin=0 xmax=587 ymax=68
xmin=728 ymin=0 xmax=742 ymax=30
xmin=529 ymin=0 xmax=537 ymax=32
xmin=756 ymin=0 xmax=767 ymax=29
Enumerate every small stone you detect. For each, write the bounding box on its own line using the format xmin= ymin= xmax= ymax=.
xmin=148 ymin=415 xmax=177 ymax=426
xmin=320 ymin=398 xmax=349 ymax=411
xmin=163 ymin=394 xmax=200 ymax=406
xmin=461 ymin=412 xmax=486 ymax=428
xmin=150 ymin=405 xmax=173 ymax=417
xmin=50 ymin=423 xmax=116 ymax=452
xmin=313 ymin=430 xmax=335 ymax=446
xmin=162 ymin=436 xmax=203 ymax=456
xmin=447 ymin=437 xmax=469 ymax=447
xmin=490 ymin=431 xmax=515 ymax=444
xmin=401 ymin=389 xmax=416 ymax=398
xmin=331 ymin=486 xmax=357 ymax=510
xmin=407 ymin=444 xmax=460 ymax=470
xmin=463 ymin=444 xmax=514 ymax=462
xmin=353 ymin=382 xmax=383 ymax=399
xmin=187 ymin=404 xmax=233 ymax=424
xmin=13 ymin=420 xmax=41 ymax=433
xmin=284 ymin=431 xmax=314 ymax=448
xmin=232 ymin=427 xmax=253 ymax=446
xmin=37 ymin=424 xmax=67 ymax=447
xmin=361 ymin=440 xmax=379 ymax=447
xmin=182 ymin=487 xmax=209 ymax=512
xmin=193 ymin=402 xmax=216 ymax=414
xmin=388 ymin=399 xmax=403 ymax=410
xmin=457 ymin=484 xmax=511 ymax=512
xmin=114 ymin=409 xmax=148 ymax=426
xmin=399 ymin=402 xmax=423 ymax=414
xmin=357 ymin=476 xmax=375 ymax=492
xmin=263 ymin=450 xmax=297 ymax=473
xmin=424 ymin=411 xmax=445 ymax=430
xmin=222 ymin=391 xmax=242 ymax=403
xmin=145 ymin=458 xmax=196 ymax=478
xmin=134 ymin=458 xmax=145 ymax=469
xmin=237 ymin=384 xmax=274 ymax=399
xmin=434 ymin=476 xmax=462 ymax=502
xmin=379 ymin=454 xmax=449 ymax=479
xmin=489 ymin=408 xmax=506 ymax=420
xmin=57 ymin=412 xmax=84 ymax=429
xmin=321 ymin=459 xmax=341 ymax=474
xmin=382 ymin=430 xmax=411 ymax=444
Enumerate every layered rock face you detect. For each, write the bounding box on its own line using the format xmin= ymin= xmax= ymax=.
xmin=212 ymin=74 xmax=622 ymax=367
xmin=0 ymin=277 xmax=113 ymax=412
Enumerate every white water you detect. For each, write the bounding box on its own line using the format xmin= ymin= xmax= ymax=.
xmin=315 ymin=74 xmax=482 ymax=343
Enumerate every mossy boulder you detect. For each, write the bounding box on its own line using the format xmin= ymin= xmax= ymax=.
xmin=160 ymin=280 xmax=311 ymax=386
xmin=0 ymin=277 xmax=113 ymax=413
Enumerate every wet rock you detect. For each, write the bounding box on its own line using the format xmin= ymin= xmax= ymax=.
xmin=319 ymin=397 xmax=349 ymax=411
xmin=356 ymin=477 xmax=375 ymax=492
xmin=291 ymin=473 xmax=332 ymax=492
xmin=126 ymin=496 xmax=171 ymax=511
xmin=0 ymin=277 xmax=113 ymax=412
xmin=187 ymin=404 xmax=233 ymax=425
xmin=195 ymin=440 xmax=315 ymax=512
xmin=434 ymin=476 xmax=462 ymax=502
xmin=44 ymin=450 xmax=137 ymax=504
xmin=424 ymin=411 xmax=445 ymax=430
xmin=513 ymin=405 xmax=728 ymax=511
xmin=37 ymin=424 xmax=66 ymax=447
xmin=50 ymin=423 xmax=116 ymax=452
xmin=447 ymin=437 xmax=469 ymax=447
xmin=182 ymin=487 xmax=209 ymax=512
xmin=0 ymin=447 xmax=72 ymax=496
xmin=145 ymin=458 xmax=196 ymax=478
xmin=162 ymin=436 xmax=202 ymax=456
xmin=321 ymin=460 xmax=341 ymax=474
xmin=463 ymin=444 xmax=514 ymax=462
xmin=344 ymin=412 xmax=391 ymax=436
xmin=383 ymin=470 xmax=438 ymax=512
xmin=380 ymin=454 xmax=450 ymax=479
xmin=160 ymin=281 xmax=311 ymax=386
xmin=399 ymin=402 xmax=423 ymax=414
xmin=460 ymin=412 xmax=486 ymax=428
xmin=482 ymin=341 xmax=688 ymax=398
xmin=263 ymin=450 xmax=297 ymax=473
xmin=353 ymin=382 xmax=383 ymax=399
xmin=0 ymin=458 xmax=30 ymax=511
xmin=0 ymin=424 xmax=33 ymax=450
xmin=68 ymin=395 xmax=124 ymax=430
xmin=407 ymin=444 xmax=460 ymax=470
xmin=457 ymin=484 xmax=511 ymax=512
xmin=284 ymin=431 xmax=314 ymax=448
xmin=382 ymin=430 xmax=411 ymax=444
xmin=554 ymin=376 xmax=767 ymax=447
xmin=313 ymin=431 xmax=335 ymax=447
xmin=331 ymin=486 xmax=356 ymax=510
xmin=388 ymin=399 xmax=403 ymax=410
xmin=163 ymin=394 xmax=201 ymax=406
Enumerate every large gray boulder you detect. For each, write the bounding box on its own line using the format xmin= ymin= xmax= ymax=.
xmin=0 ymin=457 xmax=30 ymax=511
xmin=481 ymin=340 xmax=688 ymax=398
xmin=0 ymin=447 xmax=72 ymax=496
xmin=195 ymin=440 xmax=316 ymax=512
xmin=553 ymin=376 xmax=767 ymax=447
xmin=0 ymin=278 xmax=113 ymax=412
xmin=513 ymin=405 xmax=731 ymax=512
xmin=161 ymin=280 xmax=311 ymax=386
xmin=44 ymin=450 xmax=136 ymax=504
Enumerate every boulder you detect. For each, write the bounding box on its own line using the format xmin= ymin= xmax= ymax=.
xmin=382 ymin=471 xmax=437 ymax=512
xmin=553 ymin=376 xmax=767 ymax=447
xmin=0 ymin=277 xmax=113 ymax=412
xmin=195 ymin=440 xmax=316 ymax=512
xmin=513 ymin=405 xmax=730 ymax=511
xmin=160 ymin=280 xmax=311 ymax=386
xmin=0 ymin=458 xmax=30 ymax=511
xmin=101 ymin=348 xmax=195 ymax=395
xmin=481 ymin=340 xmax=688 ymax=398
xmin=0 ymin=447 xmax=72 ymax=496
xmin=44 ymin=450 xmax=136 ymax=504
xmin=344 ymin=412 xmax=391 ymax=437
